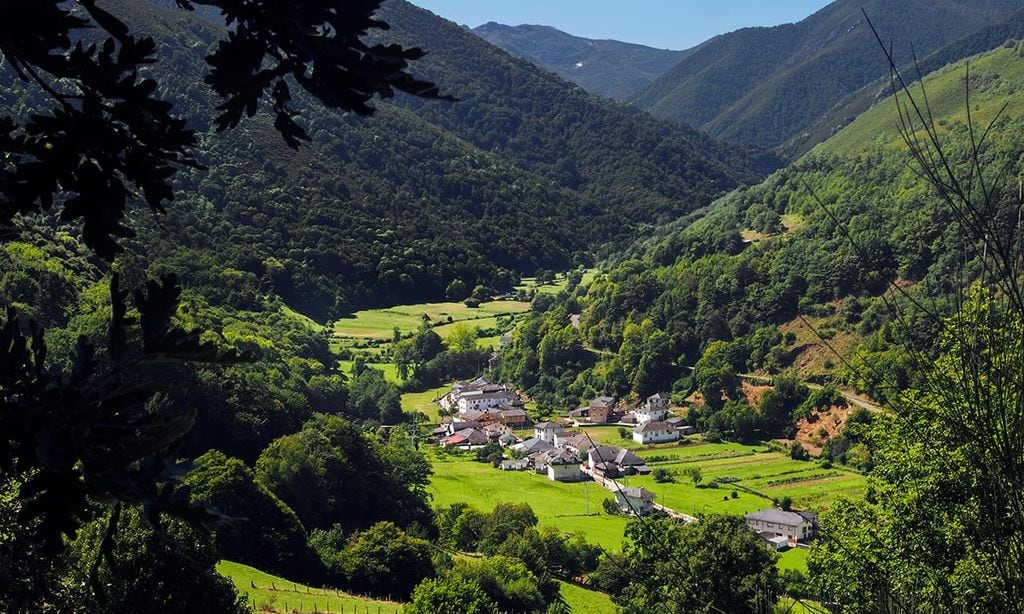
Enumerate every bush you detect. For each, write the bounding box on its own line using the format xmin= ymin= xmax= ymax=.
xmin=653 ymin=468 xmax=674 ymax=483
xmin=789 ymin=441 xmax=810 ymax=461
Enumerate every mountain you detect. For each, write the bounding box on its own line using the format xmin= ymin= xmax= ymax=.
xmin=502 ymin=38 xmax=1024 ymax=410
xmin=632 ymin=0 xmax=1024 ymax=151
xmin=471 ymin=22 xmax=690 ymax=100
xmin=787 ymin=6 xmax=1024 ymax=157
xmin=3 ymin=0 xmax=773 ymax=321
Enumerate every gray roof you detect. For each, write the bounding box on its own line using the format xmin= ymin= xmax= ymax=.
xmin=746 ymin=509 xmax=818 ymax=527
xmin=535 ymin=421 xmax=564 ymax=430
xmin=588 ymin=446 xmax=645 ymax=467
xmin=591 ymin=396 xmax=615 ymax=407
xmin=634 ymin=420 xmax=673 ymax=433
xmin=519 ymin=438 xmax=555 ymax=453
xmin=619 ymin=487 xmax=655 ymax=501
xmin=558 ymin=433 xmax=594 ymax=451
xmin=543 ymin=448 xmax=581 ymax=465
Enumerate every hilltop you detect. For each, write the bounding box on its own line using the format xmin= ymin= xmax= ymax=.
xmin=472 ymin=22 xmax=690 ymax=99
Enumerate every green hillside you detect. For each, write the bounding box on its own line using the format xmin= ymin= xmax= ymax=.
xmin=814 ymin=43 xmax=1024 ymax=156
xmin=632 ymin=0 xmax=1024 ymax=151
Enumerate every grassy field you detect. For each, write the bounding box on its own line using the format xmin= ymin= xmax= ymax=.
xmin=338 ymin=360 xmax=404 ymax=385
xmin=333 ymin=300 xmax=529 ymax=342
xmin=217 ymin=561 xmax=403 ymax=613
xmin=401 ymin=388 xmax=445 ymax=423
xmin=778 ymin=547 xmax=810 ymax=573
xmin=559 ymin=581 xmax=617 ymax=614
xmin=429 ymin=454 xmax=630 ymax=551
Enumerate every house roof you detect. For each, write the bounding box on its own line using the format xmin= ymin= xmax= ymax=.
xmin=558 ymin=433 xmax=594 ymax=451
xmin=451 ymin=421 xmax=481 ymax=432
xmin=634 ymin=420 xmax=672 ymax=433
xmin=498 ymin=433 xmax=519 ymax=444
xmin=664 ymin=416 xmax=687 ymax=426
xmin=543 ymin=448 xmax=581 ymax=465
xmin=648 ymin=392 xmax=669 ymax=401
xmin=745 ymin=509 xmax=818 ymax=527
xmin=590 ymin=396 xmax=615 ymax=408
xmin=619 ymin=487 xmax=655 ymax=502
xmin=535 ymin=421 xmax=564 ymax=430
xmin=463 ymin=429 xmax=489 ymax=445
xmin=589 ymin=446 xmax=645 ymax=467
xmin=518 ymin=438 xmax=555 ymax=454
xmin=496 ymin=408 xmax=527 ymax=419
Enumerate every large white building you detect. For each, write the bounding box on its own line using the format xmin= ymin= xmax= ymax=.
xmin=745 ymin=509 xmax=818 ymax=544
xmin=438 ymin=377 xmax=522 ymax=414
xmin=632 ymin=420 xmax=680 ymax=445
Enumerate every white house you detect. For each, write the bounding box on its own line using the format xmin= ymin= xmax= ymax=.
xmin=534 ymin=421 xmax=566 ymax=443
xmin=636 ymin=392 xmax=670 ymax=424
xmin=457 ymin=387 xmax=518 ymax=413
xmin=615 ymin=487 xmax=656 ymax=516
xmin=632 ymin=420 xmax=680 ymax=445
xmin=543 ymin=448 xmax=583 ymax=482
xmin=745 ymin=509 xmax=818 ymax=544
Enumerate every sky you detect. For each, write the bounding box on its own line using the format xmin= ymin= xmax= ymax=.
xmin=408 ymin=1 xmax=834 ymax=50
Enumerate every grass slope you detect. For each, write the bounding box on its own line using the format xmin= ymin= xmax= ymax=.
xmin=333 ymin=300 xmax=528 ymax=342
xmin=815 ymin=44 xmax=1024 ymax=157
xmin=217 ymin=561 xmax=403 ymax=613
xmin=558 ymin=580 xmax=618 ymax=614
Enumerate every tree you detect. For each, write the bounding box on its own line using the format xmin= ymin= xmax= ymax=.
xmin=0 ymin=0 xmax=448 ymax=604
xmin=69 ymin=506 xmax=248 ymax=614
xmin=349 ymin=367 xmax=403 ymax=423
xmin=619 ymin=516 xmax=779 ymax=613
xmin=335 ymin=522 xmax=437 ymax=599
xmin=407 ymin=576 xmax=498 ymax=614
xmin=184 ymin=450 xmax=317 ymax=580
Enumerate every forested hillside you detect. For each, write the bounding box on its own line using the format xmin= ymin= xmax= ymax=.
xmin=1 ymin=0 xmax=771 ymax=322
xmin=472 ymin=22 xmax=690 ymax=99
xmin=632 ymin=0 xmax=1024 ymax=151
xmin=502 ymin=40 xmax=1024 ymax=418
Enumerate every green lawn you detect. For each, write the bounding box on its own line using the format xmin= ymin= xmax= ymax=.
xmin=429 ymin=455 xmax=629 ymax=551
xmin=777 ymin=547 xmax=810 ymax=573
xmin=559 ymin=581 xmax=616 ymax=614
xmin=333 ymin=300 xmax=529 ymax=341
xmin=338 ymin=360 xmax=404 ymax=385
xmin=402 ymin=388 xmax=445 ymax=423
xmin=217 ymin=560 xmax=403 ymax=613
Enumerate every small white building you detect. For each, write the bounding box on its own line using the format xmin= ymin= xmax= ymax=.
xmin=458 ymin=387 xmax=518 ymax=413
xmin=636 ymin=392 xmax=670 ymax=424
xmin=632 ymin=420 xmax=680 ymax=445
xmin=615 ymin=487 xmax=656 ymax=516
xmin=544 ymin=449 xmax=583 ymax=482
xmin=745 ymin=509 xmax=818 ymax=544
xmin=534 ymin=421 xmax=566 ymax=443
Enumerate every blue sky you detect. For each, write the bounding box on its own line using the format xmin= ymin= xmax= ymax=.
xmin=408 ymin=1 xmax=833 ymax=50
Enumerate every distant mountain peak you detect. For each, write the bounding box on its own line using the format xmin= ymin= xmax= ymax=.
xmin=470 ymin=22 xmax=690 ymax=100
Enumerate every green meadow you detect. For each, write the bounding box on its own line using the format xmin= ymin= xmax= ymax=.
xmin=559 ymin=580 xmax=617 ymax=613
xmin=333 ymin=300 xmax=529 ymax=342
xmin=217 ymin=560 xmax=403 ymax=613
xmin=429 ymin=454 xmax=630 ymax=551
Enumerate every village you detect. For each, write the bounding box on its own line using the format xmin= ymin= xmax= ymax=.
xmin=431 ymin=376 xmax=819 ymax=551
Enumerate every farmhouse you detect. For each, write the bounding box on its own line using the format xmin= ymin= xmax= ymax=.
xmin=494 ymin=407 xmax=530 ymax=429
xmin=588 ymin=446 xmax=650 ymax=478
xmin=588 ymin=396 xmax=616 ymax=423
xmin=745 ymin=509 xmax=819 ymax=544
xmin=438 ymin=377 xmax=522 ymax=414
xmin=555 ymin=432 xmax=595 ymax=455
xmin=442 ymin=420 xmax=482 ymax=436
xmin=514 ymin=437 xmax=555 ymax=455
xmin=632 ymin=420 xmax=680 ymax=445
xmin=534 ymin=421 xmax=566 ymax=443
xmin=537 ymin=448 xmax=584 ymax=482
xmin=635 ymin=392 xmax=670 ymax=424
xmin=615 ymin=487 xmax=656 ymax=516
xmin=440 ymin=428 xmax=489 ymax=449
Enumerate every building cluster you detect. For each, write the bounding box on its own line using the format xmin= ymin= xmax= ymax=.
xmin=744 ymin=508 xmax=819 ymax=548
xmin=433 ymin=377 xmax=529 ymax=447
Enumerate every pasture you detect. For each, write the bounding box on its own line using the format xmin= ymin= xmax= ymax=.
xmin=217 ymin=560 xmax=403 ymax=613
xmin=428 ymin=454 xmax=630 ymax=551
xmin=333 ymin=300 xmax=529 ymax=342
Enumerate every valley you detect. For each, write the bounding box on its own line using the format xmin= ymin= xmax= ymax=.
xmin=4 ymin=0 xmax=1024 ymax=612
